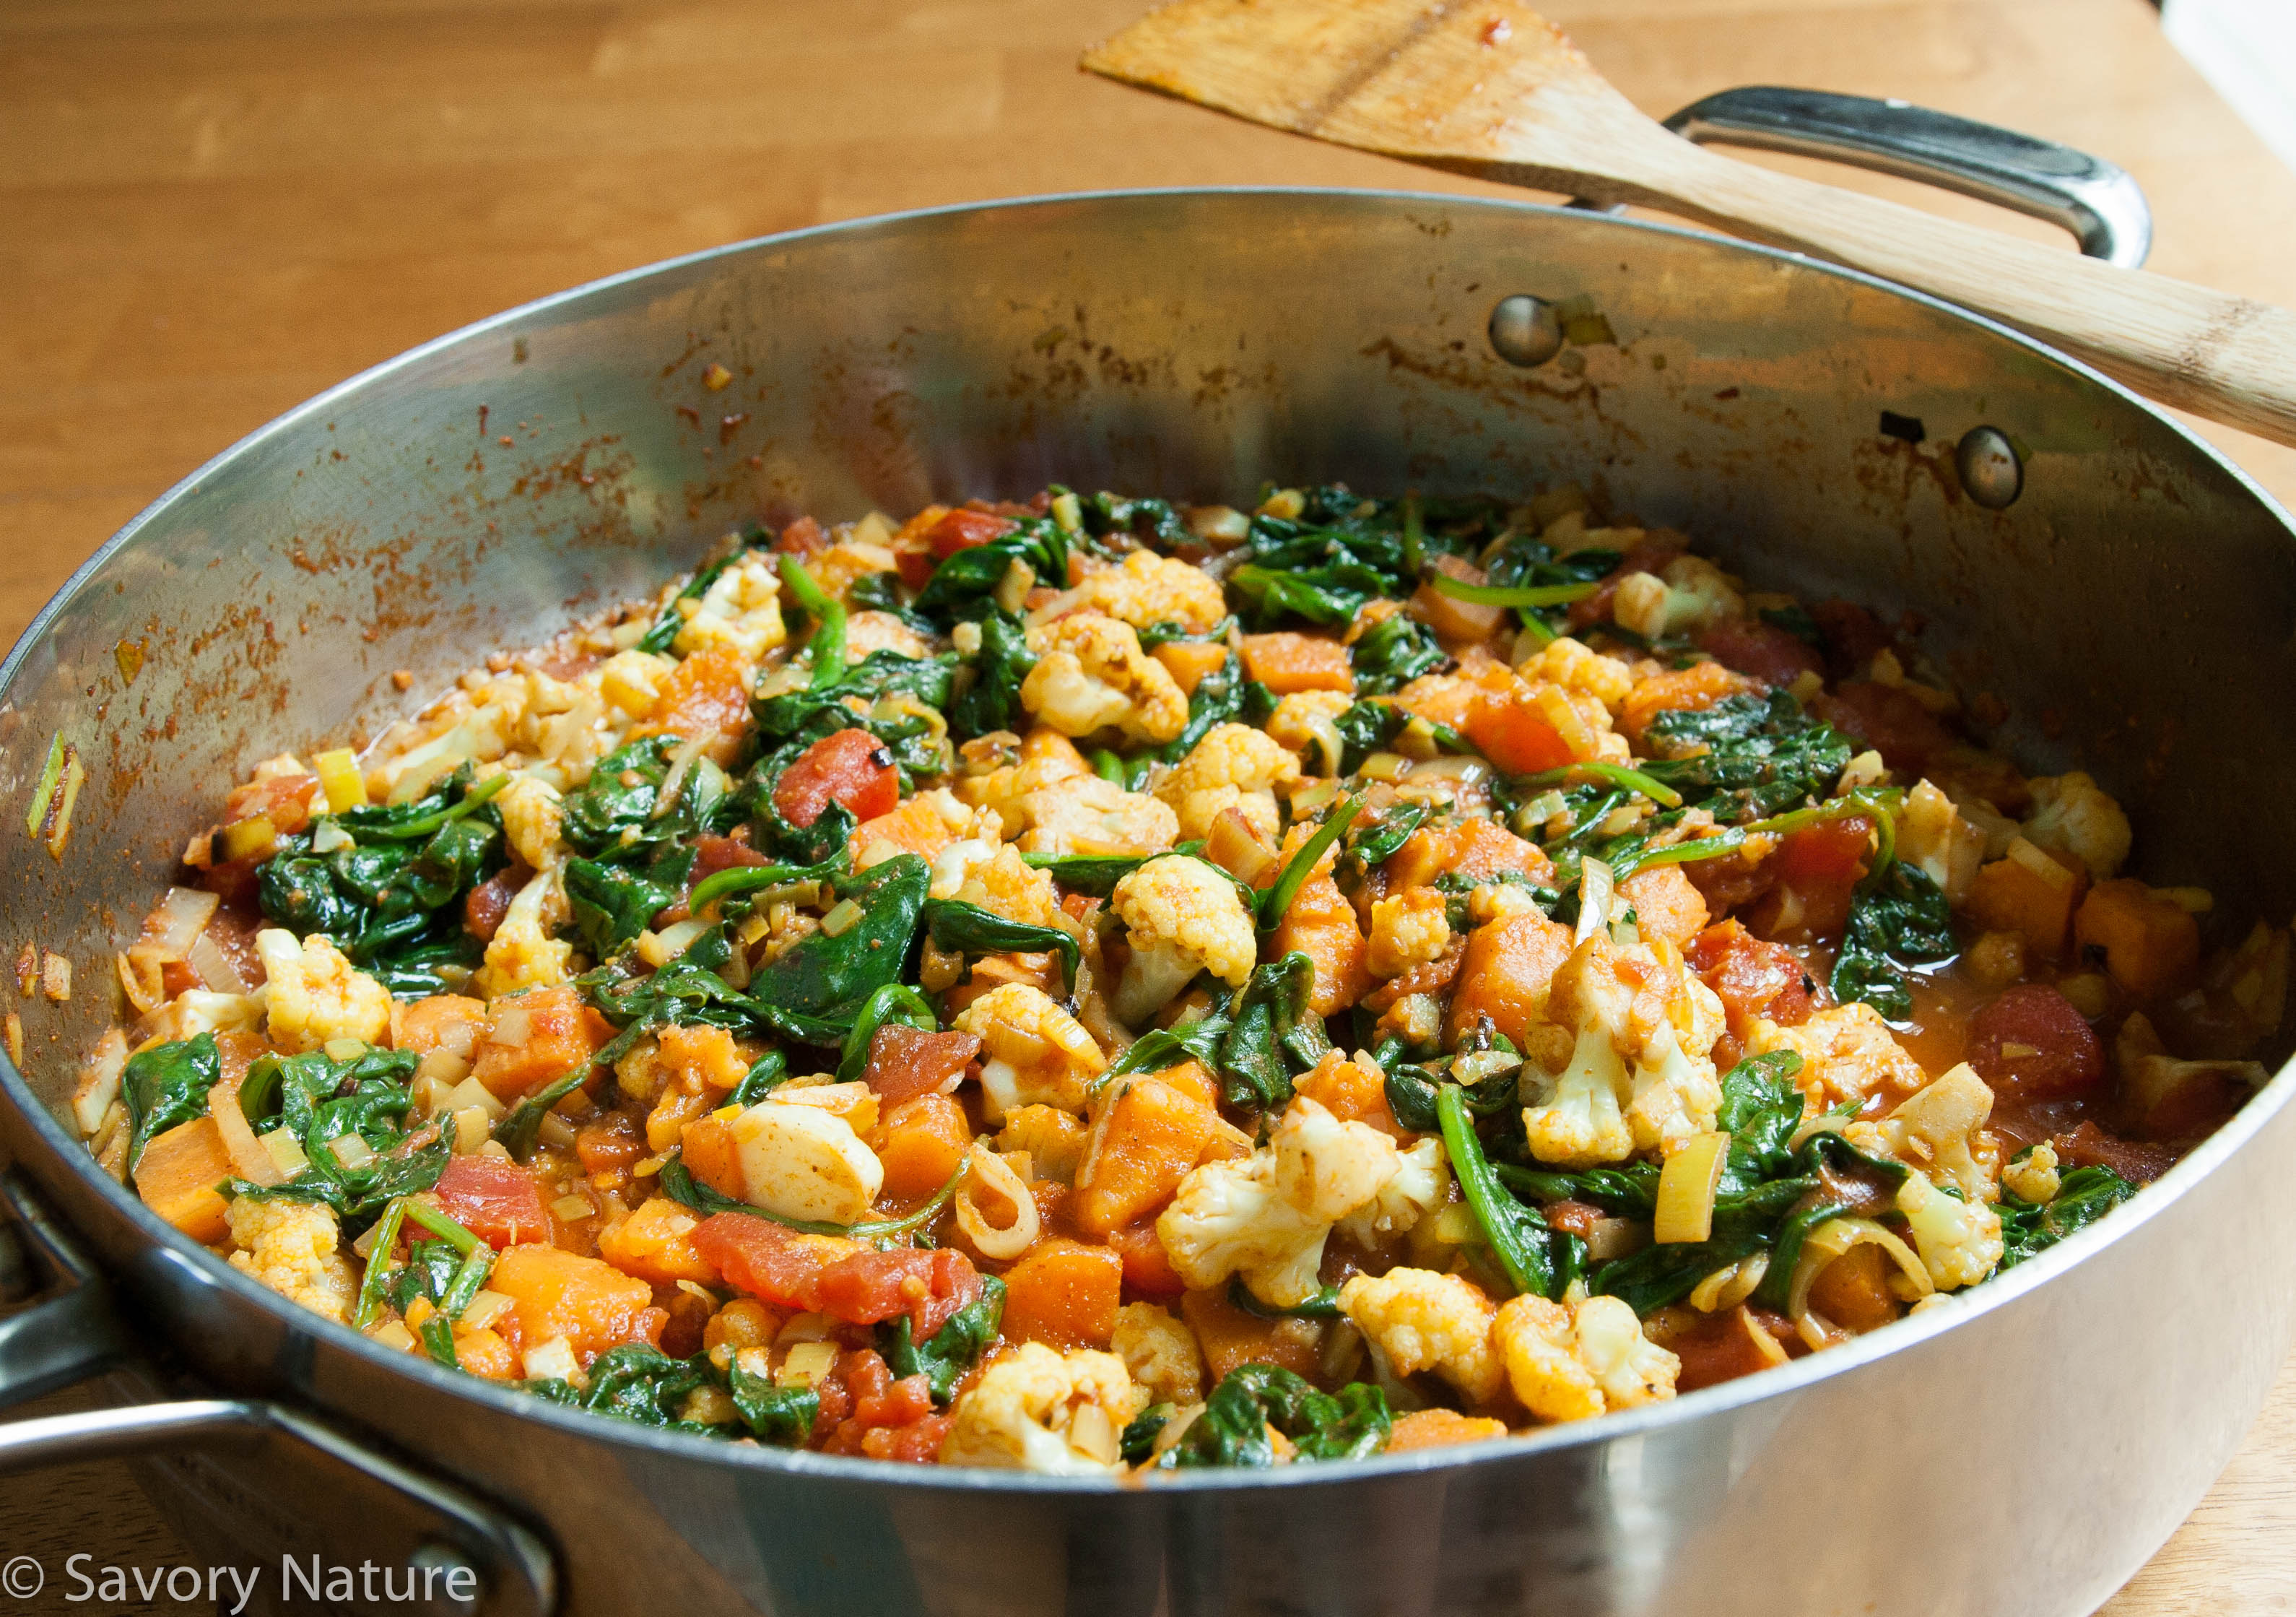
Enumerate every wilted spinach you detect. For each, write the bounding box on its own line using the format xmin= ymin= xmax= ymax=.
xmin=1215 ymin=952 xmax=1334 ymax=1110
xmin=879 ymin=1276 xmax=1006 ymax=1403
xmin=121 ymin=1033 xmax=220 ymax=1173
xmin=1437 ymin=1084 xmax=1583 ymax=1301
xmin=1160 ymin=1366 xmax=1390 ymax=1468
xmin=563 ymin=855 xmax=682 ymax=956
xmin=921 ymin=899 xmax=1079 ymax=991
xmin=561 ymin=738 xmax=729 ymax=862
xmin=232 ymin=1045 xmax=445 ymax=1225
xmin=1997 ymin=1164 xmax=2138 ymax=1269
xmin=1347 ymin=613 xmax=1446 ymax=695
xmin=1639 ymin=691 xmax=1853 ymax=822
xmin=748 ymin=854 xmax=931 ymax=1046
xmin=945 ymin=607 xmax=1036 ymax=741
xmin=1830 ymin=858 xmax=1957 ymax=1020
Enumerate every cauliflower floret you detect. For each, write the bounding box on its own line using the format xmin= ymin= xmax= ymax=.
xmin=1037 ymin=550 xmax=1229 ymax=635
xmin=1518 ymin=935 xmax=1723 ymax=1169
xmin=1156 ymin=1096 xmax=1400 ymax=1306
xmin=1336 ymin=1267 xmax=1503 ymax=1407
xmin=2020 ymin=771 xmax=2131 ymax=881
xmin=227 ymin=1196 xmax=357 ymax=1323
xmin=951 ymin=982 xmax=1108 ymax=1121
xmin=1110 ymin=1301 xmax=1206 ymax=1406
xmin=1895 ymin=1171 xmax=2004 ymax=1290
xmin=1154 ymin=722 xmax=1301 ymax=844
xmin=929 ymin=839 xmax=1064 ymax=929
xmin=1612 ymin=555 xmax=1744 ymax=641
xmin=843 ymin=609 xmax=930 ymax=663
xmin=597 ymin=648 xmax=674 ymax=720
xmin=495 ymin=773 xmax=566 ymax=872
xmin=1494 ymin=1292 xmax=1679 ymax=1423
xmin=1513 ymin=636 xmax=1633 ymax=716
xmin=1898 ymin=778 xmax=1986 ymax=903
xmin=1108 ymin=854 xmax=1258 ymax=1022
xmin=1264 ymin=690 xmax=1354 ymax=768
xmin=939 ymin=1343 xmax=1149 ymax=1473
xmin=1336 ymin=1135 xmax=1447 ymax=1249
xmin=1367 ymin=888 xmax=1451 ymax=978
xmin=254 ymin=929 xmax=392 ymax=1054
xmin=2001 ymin=1140 xmax=2061 ymax=1205
xmin=1854 ymin=1061 xmax=1999 ymax=1202
xmin=672 ymin=551 xmax=788 ymax=662
xmin=804 ymin=537 xmax=901 ymax=607
xmin=1020 ymin=612 xmax=1188 ymax=746
xmin=1745 ymin=1002 xmax=1927 ymax=1109
xmin=956 ymin=728 xmax=1091 ymax=838
xmin=1016 ymin=774 xmax=1180 ymax=859
xmin=474 ymin=868 xmax=575 ymax=1000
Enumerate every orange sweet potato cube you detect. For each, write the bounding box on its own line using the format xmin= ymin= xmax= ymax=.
xmin=489 ymin=1244 xmax=659 ymax=1366
xmin=132 ymin=1115 xmax=234 ymax=1244
xmin=1072 ymin=1077 xmax=1220 ymax=1236
xmin=1449 ymin=910 xmax=1575 ymax=1046
xmin=1152 ymin=641 xmax=1232 ymax=698
xmin=1238 ymin=632 xmax=1354 ymax=694
xmin=869 ymin=1093 xmax=975 ymax=1202
xmin=597 ymin=1195 xmax=721 ymax=1288
xmin=998 ymin=1238 xmax=1126 ymax=1349
xmin=2074 ymin=878 xmax=2201 ymax=1002
xmin=1268 ymin=872 xmax=1370 ymax=1015
xmin=1967 ymin=840 xmax=2088 ymax=961
xmin=1180 ymin=1284 xmax=1322 ymax=1381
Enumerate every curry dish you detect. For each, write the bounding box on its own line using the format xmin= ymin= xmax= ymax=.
xmin=75 ymin=485 xmax=2287 ymax=1469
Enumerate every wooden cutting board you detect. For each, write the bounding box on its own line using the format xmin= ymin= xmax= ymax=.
xmin=1 ymin=4 xmax=2293 ymax=1613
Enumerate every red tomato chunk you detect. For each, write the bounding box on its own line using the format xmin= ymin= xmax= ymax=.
xmin=863 ymin=1023 xmax=981 ymax=1104
xmin=434 ymin=1155 xmax=552 ymax=1248
xmin=691 ymin=1213 xmax=983 ymax=1340
xmin=1966 ymin=984 xmax=2104 ymax=1103
xmin=772 ymin=728 xmax=899 ymax=829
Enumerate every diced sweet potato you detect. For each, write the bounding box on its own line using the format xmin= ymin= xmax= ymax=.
xmin=638 ymin=639 xmax=752 ymax=763
xmin=1108 ymin=1217 xmax=1186 ymax=1298
xmin=1966 ymin=839 xmax=2087 ymax=961
xmin=1386 ymin=1408 xmax=1510 ymax=1452
xmin=132 ymin=1116 xmax=233 ymax=1244
xmin=1806 ymin=1242 xmax=1900 ymax=1333
xmin=1239 ymin=632 xmax=1354 ymax=694
xmin=1448 ymin=910 xmax=1575 ymax=1046
xmin=470 ymin=985 xmax=614 ymax=1101
xmin=939 ymin=950 xmax=1064 ymax=1016
xmin=1292 ymin=1049 xmax=1402 ymax=1138
xmin=394 ymin=994 xmax=488 ymax=1057
xmin=869 ymin=1093 xmax=974 ymax=1202
xmin=1448 ymin=819 xmax=1554 ymax=885
xmin=998 ymin=1239 xmax=1126 ymax=1349
xmin=490 ymin=1243 xmax=662 ymax=1366
xmin=847 ymin=793 xmax=966 ymax=868
xmin=1620 ymin=661 xmax=1757 ymax=748
xmin=1153 ymin=641 xmax=1232 ymax=698
xmin=1150 ymin=1059 xmax=1219 ymax=1112
xmin=1073 ymin=1077 xmax=1220 ymax=1236
xmin=453 ymin=1326 xmax=521 ymax=1381
xmin=597 ymin=1195 xmax=721 ymax=1287
xmin=1619 ymin=864 xmax=1710 ymax=949
xmin=678 ymin=1112 xmax=746 ymax=1202
xmin=1464 ymin=688 xmax=1580 ymax=774
xmin=1180 ymin=1285 xmax=1322 ymax=1381
xmin=2074 ymin=879 xmax=2201 ymax=1002
xmin=1268 ymin=871 xmax=1370 ymax=1015
xmin=1409 ymin=557 xmax=1506 ymax=646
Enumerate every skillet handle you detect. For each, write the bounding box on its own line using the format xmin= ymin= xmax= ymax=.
xmin=0 ymin=1171 xmax=557 ymax=1617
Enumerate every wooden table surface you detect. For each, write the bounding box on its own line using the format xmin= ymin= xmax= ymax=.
xmin=4 ymin=1 xmax=2295 ymax=1611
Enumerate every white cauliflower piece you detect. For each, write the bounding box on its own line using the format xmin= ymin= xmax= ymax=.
xmin=1861 ymin=1062 xmax=1999 ymax=1202
xmin=254 ymin=929 xmax=392 ymax=1054
xmin=929 ymin=839 xmax=1064 ymax=929
xmin=1898 ymin=779 xmax=1986 ymax=903
xmin=1336 ymin=1267 xmax=1503 ymax=1406
xmin=672 ymin=552 xmax=788 ymax=662
xmin=1153 ymin=722 xmax=1301 ymax=844
xmin=1336 ymin=1135 xmax=1447 ymax=1249
xmin=1895 ymin=1171 xmax=2004 ymax=1291
xmin=146 ymin=990 xmax=264 ymax=1043
xmin=1518 ymin=935 xmax=1723 ymax=1169
xmin=1109 ymin=854 xmax=1258 ymax=1023
xmin=1495 ymin=1292 xmax=1679 ymax=1423
xmin=1611 ymin=556 xmax=1744 ymax=641
xmin=956 ymin=728 xmax=1090 ymax=838
xmin=1037 ymin=550 xmax=1229 ymax=635
xmin=474 ymin=868 xmax=575 ymax=1000
xmin=2019 ymin=771 xmax=2131 ymax=881
xmin=1745 ymin=1002 xmax=1926 ymax=1109
xmin=1367 ymin=889 xmax=1451 ymax=978
xmin=1016 ymin=773 xmax=1180 ymax=859
xmin=227 ymin=1196 xmax=357 ymax=1323
xmin=951 ymin=982 xmax=1108 ymax=1121
xmin=1156 ymin=1096 xmax=1400 ymax=1306
xmin=1513 ymin=636 xmax=1633 ymax=716
xmin=939 ymin=1343 xmax=1149 ymax=1473
xmin=2001 ymin=1141 xmax=2061 ymax=1205
xmin=843 ymin=609 xmax=930 ymax=663
xmin=1110 ymin=1301 xmax=1206 ymax=1407
xmin=495 ymin=773 xmax=566 ymax=872
xmin=1020 ymin=612 xmax=1188 ymax=745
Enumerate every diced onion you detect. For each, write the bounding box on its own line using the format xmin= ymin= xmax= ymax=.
xmin=328 ymin=1134 xmax=376 ymax=1170
xmin=210 ymin=1080 xmax=284 ymax=1187
xmin=71 ymin=1031 xmax=129 ymax=1136
xmin=1575 ymin=857 xmax=1616 ymax=945
xmin=186 ymin=932 xmax=249 ymax=994
xmin=1688 ymin=1253 xmax=1769 ymax=1314
xmin=147 ymin=887 xmax=220 ymax=953
xmin=819 ymin=900 xmax=864 ymax=938
xmin=552 ymin=1194 xmax=596 ymax=1221
xmin=521 ymin=1337 xmax=581 ymax=1382
xmin=1784 ymin=1216 xmax=1933 ymax=1328
xmin=459 ymin=1290 xmax=513 ymax=1330
xmin=1583 ymin=1217 xmax=1646 ymax=1262
xmin=1653 ymin=1131 xmax=1731 ymax=1245
xmin=777 ymin=1340 xmax=839 ymax=1387
xmin=955 ymin=1142 xmax=1040 ymax=1260
xmin=260 ymin=1128 xmax=309 ymax=1178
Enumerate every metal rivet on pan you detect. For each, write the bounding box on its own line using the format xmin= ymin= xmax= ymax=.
xmin=1957 ymin=425 xmax=2024 ymax=509
xmin=1488 ymin=295 xmax=1563 ymax=368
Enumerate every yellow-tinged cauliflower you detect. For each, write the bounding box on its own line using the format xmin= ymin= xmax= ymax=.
xmin=495 ymin=773 xmax=566 ymax=872
xmin=1513 ymin=636 xmax=1633 ymax=716
xmin=1895 ymin=1171 xmax=2004 ymax=1290
xmin=1518 ymin=935 xmax=1724 ymax=1169
xmin=1156 ymin=1096 xmax=1401 ymax=1306
xmin=1494 ymin=1293 xmax=1680 ymax=1423
xmin=1612 ymin=555 xmax=1744 ymax=641
xmin=1110 ymin=1301 xmax=1206 ymax=1406
xmin=939 ymin=1343 xmax=1149 ymax=1473
xmin=1745 ymin=1002 xmax=1926 ymax=1109
xmin=1017 ymin=774 xmax=1180 ymax=859
xmin=254 ymin=929 xmax=392 ymax=1053
xmin=597 ymin=648 xmax=675 ymax=720
xmin=1020 ymin=612 xmax=1188 ymax=746
xmin=843 ymin=610 xmax=930 ymax=663
xmin=805 ymin=536 xmax=901 ymax=606
xmin=227 ymin=1196 xmax=357 ymax=1323
xmin=672 ymin=551 xmax=787 ymax=662
xmin=2001 ymin=1141 xmax=2061 ymax=1205
xmin=1336 ymin=1267 xmax=1503 ymax=1406
xmin=951 ymin=983 xmax=1108 ymax=1121
xmin=928 ymin=839 xmax=1064 ymax=929
xmin=1898 ymin=779 xmax=1986 ymax=903
xmin=2020 ymin=771 xmax=2132 ymax=881
xmin=1038 ymin=550 xmax=1228 ymax=635
xmin=1265 ymin=690 xmax=1354 ymax=769
xmin=1108 ymin=854 xmax=1257 ymax=1023
xmin=1336 ymin=1135 xmax=1447 ymax=1249
xmin=1367 ymin=889 xmax=1451 ymax=978
xmin=1154 ymin=722 xmax=1300 ymax=844
xmin=474 ymin=868 xmax=575 ymax=1000
xmin=1848 ymin=1062 xmax=1999 ymax=1201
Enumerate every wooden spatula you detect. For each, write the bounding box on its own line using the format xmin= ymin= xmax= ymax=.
xmin=1083 ymin=0 xmax=2296 ymax=452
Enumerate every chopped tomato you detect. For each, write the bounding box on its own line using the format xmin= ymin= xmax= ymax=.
xmin=773 ymin=728 xmax=899 ymax=830
xmin=1696 ymin=619 xmax=1822 ymax=687
xmin=690 ymin=1213 xmax=983 ymax=1340
xmin=1966 ymin=984 xmax=2103 ymax=1103
xmin=2053 ymin=1119 xmax=2177 ymax=1184
xmin=1687 ymin=920 xmax=1816 ymax=1037
xmin=1669 ymin=1306 xmax=1799 ymax=1393
xmin=463 ymin=871 xmax=517 ymax=942
xmin=818 ymin=1347 xmax=950 ymax=1461
xmin=1565 ymin=535 xmax=1689 ymax=631
xmin=863 ymin=1023 xmax=983 ymax=1104
xmin=1812 ymin=682 xmax=1955 ymax=776
xmin=1808 ymin=599 xmax=1896 ymax=680
xmin=690 ymin=831 xmax=769 ymax=885
xmin=1747 ymin=816 xmax=1872 ymax=942
xmin=775 ymin=515 xmax=826 ymax=555
xmin=692 ymin=1214 xmax=858 ymax=1309
xmin=928 ymin=508 xmax=1018 ymax=559
xmin=1539 ymin=1199 xmax=1603 ymax=1239
xmin=435 ymin=1156 xmax=554 ymax=1248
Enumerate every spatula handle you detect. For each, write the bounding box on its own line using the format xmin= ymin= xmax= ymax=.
xmin=1612 ymin=135 xmax=2296 ymax=450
